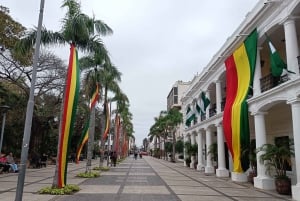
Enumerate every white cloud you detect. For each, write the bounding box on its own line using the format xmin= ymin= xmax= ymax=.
xmin=2 ymin=0 xmax=259 ymax=146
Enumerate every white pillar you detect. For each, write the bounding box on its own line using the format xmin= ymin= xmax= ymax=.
xmin=191 ymin=133 xmax=196 ymax=145
xmin=284 ymin=18 xmax=300 ymax=77
xmin=216 ymin=81 xmax=222 ymax=114
xmin=205 ymin=127 xmax=214 ymax=174
xmin=216 ymin=124 xmax=229 ymax=177
xmin=205 ymin=90 xmax=211 ymax=119
xmin=253 ymin=112 xmax=275 ymax=190
xmin=190 ymin=133 xmax=196 ymax=168
xmin=197 ymin=130 xmax=205 ymax=171
xmin=289 ymin=99 xmax=300 ymax=201
xmin=253 ymin=47 xmax=262 ymax=96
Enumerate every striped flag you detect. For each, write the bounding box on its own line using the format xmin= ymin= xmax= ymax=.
xmin=89 ymin=83 xmax=99 ymax=108
xmin=114 ymin=115 xmax=121 ymax=153
xmin=102 ymin=102 xmax=110 ymax=140
xmin=223 ymin=29 xmax=257 ymax=173
xmin=57 ymin=44 xmax=80 ymax=188
xmin=75 ymin=83 xmax=99 ymax=164
xmin=75 ymin=119 xmax=89 ymax=163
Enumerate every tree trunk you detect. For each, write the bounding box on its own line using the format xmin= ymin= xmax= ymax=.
xmin=172 ymin=131 xmax=176 ymax=162
xmin=86 ymin=107 xmax=95 ymax=173
xmin=99 ymin=113 xmax=105 ymax=167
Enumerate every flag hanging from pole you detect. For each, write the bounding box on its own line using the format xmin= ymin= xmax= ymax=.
xmin=102 ymin=102 xmax=110 ymax=140
xmin=75 ymin=83 xmax=99 ymax=164
xmin=266 ymin=34 xmax=287 ymax=77
xmin=223 ymin=29 xmax=257 ymax=173
xmin=75 ymin=119 xmax=89 ymax=163
xmin=114 ymin=114 xmax=120 ymax=152
xmin=57 ymin=44 xmax=80 ymax=188
xmin=89 ymin=83 xmax=99 ymax=108
xmin=199 ymin=92 xmax=210 ymax=115
xmin=185 ymin=106 xmax=195 ymax=127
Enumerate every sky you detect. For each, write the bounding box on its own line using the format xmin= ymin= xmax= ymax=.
xmin=2 ymin=0 xmax=259 ymax=146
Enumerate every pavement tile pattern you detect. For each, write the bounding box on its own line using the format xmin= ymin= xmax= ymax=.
xmin=0 ymin=156 xmax=294 ymax=201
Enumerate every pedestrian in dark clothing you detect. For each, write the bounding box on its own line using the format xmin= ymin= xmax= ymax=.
xmin=110 ymin=151 xmax=117 ymax=167
xmin=134 ymin=151 xmax=138 ymax=160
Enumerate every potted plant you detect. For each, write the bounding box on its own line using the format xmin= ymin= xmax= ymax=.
xmin=242 ymin=140 xmax=257 ymax=184
xmin=185 ymin=157 xmax=191 ymax=167
xmin=257 ymin=138 xmax=294 ymax=195
xmin=184 ymin=142 xmax=197 ymax=168
xmin=208 ymin=142 xmax=218 ymax=171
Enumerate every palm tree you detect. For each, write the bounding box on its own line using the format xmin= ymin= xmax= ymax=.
xmin=15 ymin=0 xmax=112 ymax=55
xmin=15 ymin=0 xmax=113 ymax=188
xmin=148 ymin=111 xmax=167 ymax=159
xmin=96 ymin=62 xmax=122 ymax=167
xmin=166 ymin=108 xmax=183 ymax=162
xmin=79 ymin=69 xmax=99 ymax=173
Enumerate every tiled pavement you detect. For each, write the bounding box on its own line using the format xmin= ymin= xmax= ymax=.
xmin=0 ymin=156 xmax=294 ymax=201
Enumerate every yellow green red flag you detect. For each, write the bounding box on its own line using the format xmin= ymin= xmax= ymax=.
xmin=57 ymin=44 xmax=80 ymax=188
xmin=223 ymin=29 xmax=257 ymax=173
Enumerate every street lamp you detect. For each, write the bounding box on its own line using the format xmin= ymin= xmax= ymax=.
xmin=0 ymin=105 xmax=10 ymax=154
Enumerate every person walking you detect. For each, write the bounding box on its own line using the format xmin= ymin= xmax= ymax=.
xmin=134 ymin=150 xmax=138 ymax=160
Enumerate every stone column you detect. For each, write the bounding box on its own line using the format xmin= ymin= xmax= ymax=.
xmin=253 ymin=112 xmax=275 ymax=190
xmin=216 ymin=124 xmax=229 ymax=177
xmin=289 ymin=99 xmax=300 ymax=201
xmin=253 ymin=47 xmax=262 ymax=96
xmin=190 ymin=133 xmax=196 ymax=168
xmin=284 ymin=18 xmax=300 ymax=77
xmin=205 ymin=127 xmax=214 ymax=174
xmin=216 ymin=80 xmax=222 ymax=114
xmin=197 ymin=130 xmax=205 ymax=171
xmin=191 ymin=133 xmax=196 ymax=145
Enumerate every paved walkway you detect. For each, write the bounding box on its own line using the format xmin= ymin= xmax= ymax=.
xmin=0 ymin=156 xmax=294 ymax=201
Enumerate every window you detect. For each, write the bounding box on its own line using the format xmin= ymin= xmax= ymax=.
xmin=173 ymin=87 xmax=178 ymax=95
xmin=174 ymin=96 xmax=178 ymax=104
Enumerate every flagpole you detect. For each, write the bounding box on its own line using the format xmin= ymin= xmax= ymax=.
xmin=15 ymin=0 xmax=45 ymax=200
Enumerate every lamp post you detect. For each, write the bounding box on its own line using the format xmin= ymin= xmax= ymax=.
xmin=0 ymin=105 xmax=10 ymax=155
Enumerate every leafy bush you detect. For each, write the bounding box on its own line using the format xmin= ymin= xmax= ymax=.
xmin=38 ymin=184 xmax=80 ymax=195
xmin=77 ymin=171 xmax=100 ymax=178
xmin=93 ymin=166 xmax=110 ymax=171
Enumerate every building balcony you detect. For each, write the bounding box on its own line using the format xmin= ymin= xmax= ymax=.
xmin=260 ymin=74 xmax=289 ymax=93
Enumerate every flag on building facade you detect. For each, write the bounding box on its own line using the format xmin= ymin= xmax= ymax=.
xmin=266 ymin=34 xmax=287 ymax=77
xmin=57 ymin=44 xmax=80 ymax=188
xmin=223 ymin=29 xmax=257 ymax=173
xmin=199 ymin=92 xmax=210 ymax=114
xmin=196 ymin=100 xmax=201 ymax=114
xmin=185 ymin=106 xmax=195 ymax=126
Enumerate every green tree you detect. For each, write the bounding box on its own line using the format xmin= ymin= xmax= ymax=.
xmin=165 ymin=108 xmax=183 ymax=162
xmin=14 ymin=0 xmax=113 ymax=188
xmin=175 ymin=140 xmax=184 ymax=154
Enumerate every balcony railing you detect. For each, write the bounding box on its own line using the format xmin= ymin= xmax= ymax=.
xmin=209 ymin=107 xmax=216 ymax=117
xmin=260 ymin=74 xmax=289 ymax=93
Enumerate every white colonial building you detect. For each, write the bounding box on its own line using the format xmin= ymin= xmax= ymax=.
xmin=181 ymin=1 xmax=300 ymax=200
